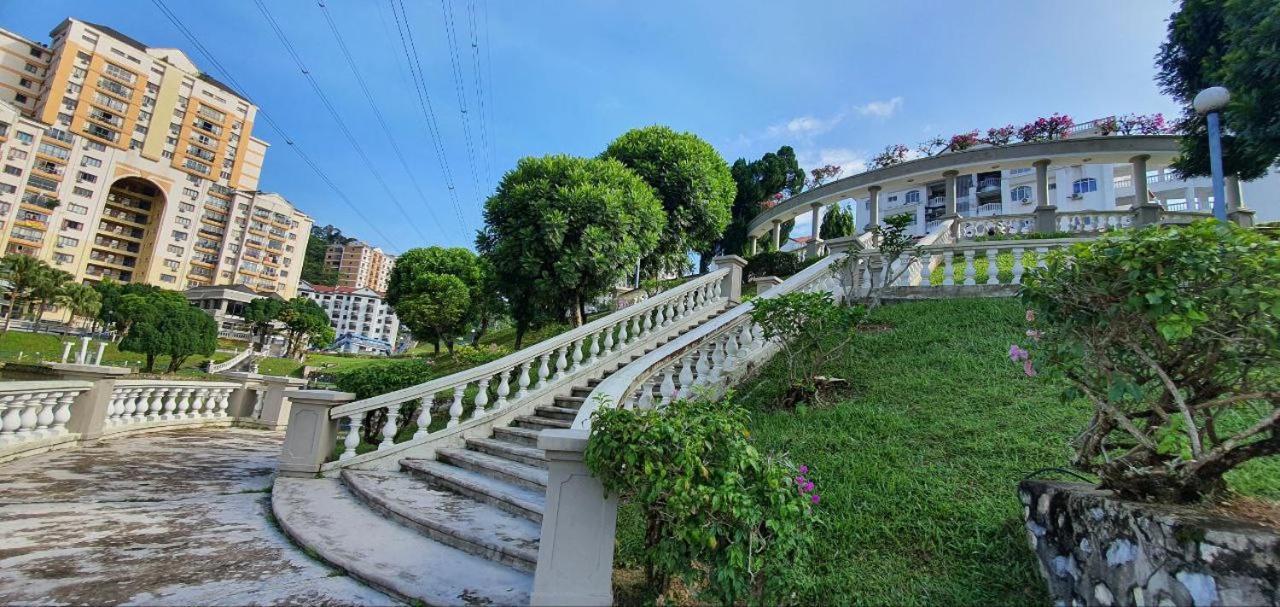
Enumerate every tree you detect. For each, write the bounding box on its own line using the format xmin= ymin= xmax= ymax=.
xmin=819 ymin=203 xmax=855 ymax=240
xmin=163 ymin=304 xmax=218 ymax=373
xmin=242 ymin=297 xmax=283 ymax=352
xmin=809 ymin=164 xmax=842 ymax=187
xmin=0 ymin=254 xmax=51 ymax=332
xmin=396 ymin=275 xmax=470 ymax=354
xmin=118 ymin=291 xmax=216 ymax=373
xmin=59 ymin=283 xmax=101 ymax=331
xmin=1156 ymin=0 xmax=1280 ymax=181
xmin=30 ymin=267 xmax=72 ymax=331
xmin=477 ymin=154 xmax=665 ymax=346
xmin=602 ymin=126 xmax=735 ymax=276
xmin=386 ymin=246 xmax=491 ymax=350
xmin=277 ymin=297 xmax=334 ymax=360
xmin=714 ymin=146 xmax=806 ymax=258
xmin=94 ymin=281 xmax=163 ymax=340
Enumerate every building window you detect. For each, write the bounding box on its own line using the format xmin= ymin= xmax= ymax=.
xmin=16 ymin=131 xmax=34 ymax=144
xmin=1072 ymin=178 xmax=1098 ymax=195
xmin=77 ymin=171 xmax=98 ymax=184
xmin=175 ymin=216 xmax=191 ymax=228
xmin=85 ymin=140 xmax=106 ymax=152
xmin=62 ymin=220 xmax=84 ymax=231
xmin=53 ymin=253 xmax=73 ymax=265
xmin=179 ymin=202 xmax=195 ymax=213
xmin=67 ymin=203 xmax=88 ymax=214
xmin=163 ymin=259 xmax=179 ymax=270
xmin=66 ymin=82 xmax=81 ymax=95
xmin=14 ymin=94 xmax=28 ymax=104
xmin=160 ymin=274 xmax=176 ymax=283
xmin=3 ymin=165 xmax=20 ymax=176
xmin=1010 ymin=186 xmax=1032 ymax=202
xmin=72 ymin=187 xmax=93 ymax=198
xmin=905 ymin=191 xmax=920 ymax=204
xmin=172 ymin=230 xmax=188 ymax=241
xmin=56 ymin=236 xmax=78 ymax=248
xmin=168 ymin=244 xmax=184 ymax=255
xmin=82 ymin=156 xmax=102 ymax=168
xmin=0 ymin=184 xmax=14 ymax=195
xmin=7 ymin=149 xmax=27 ymax=162
xmin=19 ymin=78 xmax=33 ymax=88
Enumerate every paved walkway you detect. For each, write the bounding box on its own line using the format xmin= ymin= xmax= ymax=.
xmin=0 ymin=428 xmax=395 ymax=606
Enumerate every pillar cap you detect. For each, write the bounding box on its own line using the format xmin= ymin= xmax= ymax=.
xmin=1033 ymin=159 xmax=1052 ymax=168
xmin=712 ymin=254 xmax=748 ymax=269
xmin=1129 ymin=154 xmax=1151 ymax=163
xmin=749 ymin=275 xmax=784 ymax=286
xmin=867 ymin=185 xmax=882 ymax=193
xmin=943 ymin=169 xmax=959 ymax=177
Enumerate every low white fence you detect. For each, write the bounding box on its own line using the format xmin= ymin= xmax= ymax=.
xmin=0 ymin=381 xmax=93 ymax=455
xmin=205 ymin=347 xmax=254 ymax=374
xmin=102 ymin=380 xmax=239 ymax=433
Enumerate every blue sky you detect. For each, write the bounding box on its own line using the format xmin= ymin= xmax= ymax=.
xmin=2 ymin=0 xmax=1183 ymax=252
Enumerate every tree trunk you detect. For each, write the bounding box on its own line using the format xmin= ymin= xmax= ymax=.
xmin=432 ymin=340 xmax=440 ymax=354
xmin=1 ymin=295 xmax=16 ymax=334
xmin=470 ymin=317 xmax=489 ymax=346
xmin=144 ymin=353 xmax=156 ymax=373
xmin=514 ymin=320 xmax=528 ymax=350
xmin=445 ymin=339 xmax=455 ymax=354
xmin=699 ymin=251 xmax=712 ymax=274
xmin=571 ymin=294 xmax=584 ymax=327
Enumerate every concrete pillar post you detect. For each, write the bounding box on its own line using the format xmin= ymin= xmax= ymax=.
xmin=1130 ymin=155 xmax=1163 ymax=227
xmin=807 ymin=202 xmax=823 ymax=256
xmin=43 ymin=363 xmax=133 ymax=441
xmin=749 ymin=237 xmax=758 ymax=256
xmin=531 ymin=429 xmax=617 ymax=607
xmin=712 ymin=255 xmax=748 ymax=303
xmin=1226 ymin=175 xmax=1255 ymax=226
xmin=943 ymin=170 xmax=959 ymax=217
xmin=866 ymin=186 xmax=881 ymax=232
xmin=770 ymin=220 xmax=782 ymax=250
xmin=749 ymin=276 xmax=783 ymax=295
xmin=276 ymin=389 xmax=356 ymax=477
xmin=1032 ymin=159 xmax=1058 ymax=232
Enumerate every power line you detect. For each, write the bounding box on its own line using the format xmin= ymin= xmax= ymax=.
xmin=389 ymin=0 xmax=469 ymax=229
xmin=146 ymin=0 xmax=402 ymax=251
xmin=483 ymin=0 xmax=498 ymax=180
xmin=315 ymin=0 xmax=455 ymax=236
xmin=465 ymin=0 xmax=494 ymax=185
xmin=252 ymin=0 xmax=433 ymax=244
xmin=438 ymin=0 xmax=485 ymax=199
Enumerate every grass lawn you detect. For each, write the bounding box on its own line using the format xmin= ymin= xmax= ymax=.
xmin=613 ymin=297 xmax=1279 ymax=605
xmin=0 ymin=330 xmax=230 ymax=377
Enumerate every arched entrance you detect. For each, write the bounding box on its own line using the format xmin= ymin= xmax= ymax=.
xmin=88 ymin=177 xmax=166 ymax=284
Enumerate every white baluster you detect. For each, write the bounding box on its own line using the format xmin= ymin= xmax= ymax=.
xmin=34 ymin=392 xmax=54 ymax=438
xmin=587 ymin=332 xmax=601 ymax=365
xmin=144 ymin=387 xmax=162 ymax=421
xmin=102 ymin=390 xmax=119 ymax=426
xmin=641 ymin=309 xmax=653 ymax=337
xmin=962 ymin=250 xmax=977 ymax=286
xmin=629 ymin=315 xmax=641 ymax=342
xmin=160 ymin=387 xmax=178 ymax=421
xmin=724 ymin=328 xmax=740 ymax=372
xmin=17 ymin=395 xmax=39 ymax=439
xmin=694 ymin=345 xmax=710 ymax=385
xmin=570 ymin=339 xmax=584 ymax=372
xmin=1011 ymin=247 xmax=1025 ymax=284
xmin=379 ymin=406 xmax=398 ymax=450
xmin=986 ymin=247 xmax=999 ymax=285
xmin=124 ymin=388 xmax=141 ymax=424
xmin=602 ymin=324 xmax=615 ymax=355
xmin=251 ymin=389 xmax=265 ymax=418
xmin=711 ymin=338 xmax=727 ymax=384
xmin=677 ymin=354 xmax=694 ymax=399
xmin=1036 ymin=246 xmax=1049 ymax=269
xmin=340 ymin=413 xmax=361 ymax=460
xmin=215 ymin=388 xmax=231 ymax=417
xmin=192 ymin=388 xmax=208 ymax=419
xmin=413 ymin=395 xmax=433 ymax=440
xmin=659 ymin=365 xmax=676 ymax=406
xmin=537 ymin=354 xmax=551 ymax=389
xmin=0 ymin=395 xmax=21 ymax=444
xmin=636 ymin=378 xmax=655 ymax=410
xmin=943 ymin=253 xmax=955 ymax=286
xmin=554 ymin=346 xmax=568 ymax=380
xmin=51 ymin=390 xmax=73 ymax=436
xmin=448 ymin=385 xmax=465 ymax=428
xmin=176 ymin=387 xmax=192 ymax=419
xmin=496 ymin=370 xmax=511 ymax=408
xmin=736 ymin=323 xmax=754 ymax=363
xmin=617 ymin=319 xmax=629 ymax=350
xmin=712 ymin=280 xmax=723 ymax=300
xmin=474 ymin=377 xmax=490 ymax=414
xmin=516 ymin=362 xmax=531 ymax=399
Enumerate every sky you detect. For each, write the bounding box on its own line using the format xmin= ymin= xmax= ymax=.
xmin=0 ymin=0 xmax=1184 ymax=253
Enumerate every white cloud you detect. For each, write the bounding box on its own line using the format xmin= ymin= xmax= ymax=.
xmin=765 ymin=113 xmax=845 ymax=139
xmin=856 ymin=96 xmax=904 ymax=119
xmin=798 ymin=147 xmax=868 ymax=175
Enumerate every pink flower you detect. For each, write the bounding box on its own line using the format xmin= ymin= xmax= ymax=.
xmin=1026 ymin=329 xmax=1043 ymax=341
xmin=795 ymin=476 xmax=806 ymax=486
xmin=798 ymin=465 xmax=808 ymax=474
xmin=1009 ymin=344 xmax=1029 ymax=362
xmin=811 ymin=494 xmax=821 ymax=504
xmin=1023 ymin=359 xmax=1038 ymax=378
xmin=804 ymin=481 xmax=815 ymax=492
xmin=1025 ymin=309 xmax=1036 ymax=323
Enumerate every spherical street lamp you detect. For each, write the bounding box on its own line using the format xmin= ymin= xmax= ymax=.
xmin=1193 ymin=86 xmax=1231 ymax=221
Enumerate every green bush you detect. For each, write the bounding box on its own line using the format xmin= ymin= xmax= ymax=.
xmin=586 ymin=396 xmax=817 ymax=605
xmin=333 ymin=358 xmax=438 ymax=400
xmin=745 ymin=251 xmax=803 ymax=279
xmin=750 ymin=291 xmax=865 ymax=402
xmin=1019 ymin=220 xmax=1280 ymax=502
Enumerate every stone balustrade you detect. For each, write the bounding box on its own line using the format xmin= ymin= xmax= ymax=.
xmin=101 ymin=380 xmax=239 ymax=434
xmin=286 ymin=266 xmax=737 ymax=474
xmin=205 ymin=347 xmax=255 ymax=374
xmin=0 ymin=381 xmax=93 ymax=459
xmin=531 ymin=253 xmax=850 ymax=605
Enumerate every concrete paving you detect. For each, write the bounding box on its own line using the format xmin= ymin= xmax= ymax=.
xmin=0 ymin=428 xmax=396 ymax=606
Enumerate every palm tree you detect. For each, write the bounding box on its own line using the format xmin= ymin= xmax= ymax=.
xmin=0 ymin=254 xmax=53 ymax=333
xmin=29 ymin=267 xmax=72 ymax=333
xmin=59 ymin=283 xmax=102 ymax=333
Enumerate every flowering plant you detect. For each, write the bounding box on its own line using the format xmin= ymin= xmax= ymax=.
xmin=1117 ymin=113 xmax=1168 ymax=135
xmin=947 ymin=130 xmax=981 ymax=152
xmin=984 ymin=125 xmax=1017 ymax=146
xmin=869 ymin=144 xmax=910 ymax=169
xmin=1017 ymin=113 xmax=1075 ymax=142
xmin=1096 ymin=116 xmax=1119 ymax=136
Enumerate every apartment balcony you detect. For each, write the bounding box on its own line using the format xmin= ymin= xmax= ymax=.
xmin=976 ymin=178 xmax=1001 ymax=194
xmin=93 ymin=237 xmax=139 ymax=254
xmin=101 ymin=208 xmax=148 ymax=227
xmin=97 ymin=222 xmax=144 ymax=241
xmin=43 ymin=128 xmax=73 ymax=144
xmin=9 ymin=230 xmax=45 ymax=246
xmin=89 ymin=251 xmax=137 ymax=269
xmin=85 ymin=264 xmax=131 ymax=282
xmin=21 ymin=191 xmax=60 ymax=210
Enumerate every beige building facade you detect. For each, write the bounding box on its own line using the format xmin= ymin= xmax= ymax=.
xmin=324 ymin=240 xmax=394 ymax=294
xmin=0 ymin=19 xmax=311 ymax=298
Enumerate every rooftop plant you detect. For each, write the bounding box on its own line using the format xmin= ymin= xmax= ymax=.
xmin=1017 ymin=220 xmax=1280 ymax=502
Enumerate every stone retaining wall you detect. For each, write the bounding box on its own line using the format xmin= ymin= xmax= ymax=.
xmin=1019 ymin=479 xmax=1279 ymax=607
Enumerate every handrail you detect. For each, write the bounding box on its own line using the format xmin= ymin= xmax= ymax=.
xmin=206 ymin=347 xmax=253 ymax=374
xmin=330 ymin=268 xmax=729 ymax=418
xmin=577 ymin=255 xmax=845 ymax=429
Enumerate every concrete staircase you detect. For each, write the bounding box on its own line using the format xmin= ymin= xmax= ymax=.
xmin=272 ymin=316 xmax=718 ymax=606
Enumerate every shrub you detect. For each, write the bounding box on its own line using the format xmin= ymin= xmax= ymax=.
xmin=751 ymin=291 xmax=865 ymax=404
xmin=745 ymin=251 xmax=803 ymax=279
xmin=1019 ymin=220 xmax=1280 ymax=503
xmin=585 ymin=396 xmax=818 ymax=604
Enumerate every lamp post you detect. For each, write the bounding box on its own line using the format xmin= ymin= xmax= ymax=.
xmin=1193 ymin=86 xmax=1231 ymax=221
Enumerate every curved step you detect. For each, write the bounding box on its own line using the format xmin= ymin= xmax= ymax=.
xmin=400 ymin=458 xmax=544 ymax=523
xmin=534 ymin=405 xmax=579 ymax=421
xmin=341 ymin=470 xmax=540 ymax=572
xmin=515 ymin=415 xmax=572 ymax=431
xmin=465 ymin=437 xmax=547 ymax=468
xmin=435 ymin=447 xmax=548 ymax=491
xmin=492 ymin=426 xmax=542 ymax=447
xmin=272 ymin=477 xmax=531 ymax=606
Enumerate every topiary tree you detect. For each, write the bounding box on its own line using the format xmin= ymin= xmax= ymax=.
xmin=477 ymin=154 xmax=665 ymax=345
xmin=118 ymin=291 xmax=216 ymax=373
xmin=277 ymin=297 xmax=334 ymax=359
xmin=1018 ymin=220 xmax=1280 ymax=503
xmin=242 ymin=297 xmax=283 ymax=352
xmin=602 ymin=126 xmax=735 ymax=276
xmin=387 ymin=246 xmax=489 ymax=349
xmin=395 ymin=274 xmax=470 ymax=354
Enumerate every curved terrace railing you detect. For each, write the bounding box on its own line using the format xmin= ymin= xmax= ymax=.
xmin=0 ymin=381 xmax=94 ymax=456
xmin=205 ymin=347 xmax=254 ymax=374
xmin=102 ymin=380 xmax=239 ymax=434
xmin=322 ymin=268 xmax=733 ymax=468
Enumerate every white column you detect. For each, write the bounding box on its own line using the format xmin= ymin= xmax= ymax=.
xmin=770 ymin=220 xmax=782 ymax=250
xmin=867 ymin=186 xmax=881 ymax=230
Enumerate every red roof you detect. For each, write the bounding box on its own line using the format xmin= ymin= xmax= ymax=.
xmin=310 ymin=285 xmax=362 ymax=295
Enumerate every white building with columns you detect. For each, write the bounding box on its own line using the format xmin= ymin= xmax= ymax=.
xmin=298 ymin=281 xmax=401 ymax=356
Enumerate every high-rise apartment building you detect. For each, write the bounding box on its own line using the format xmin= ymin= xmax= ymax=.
xmin=0 ymin=19 xmax=312 ymax=298
xmin=324 ymin=240 xmax=394 ymax=294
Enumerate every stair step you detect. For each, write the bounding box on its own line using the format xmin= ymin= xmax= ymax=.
xmin=492 ymin=425 xmax=542 ymax=447
xmin=400 ymin=458 xmax=544 ymax=523
xmin=570 ymin=386 xmax=592 ymax=397
xmin=272 ymin=477 xmax=531 ymax=605
xmin=553 ymin=395 xmax=586 ymax=407
xmin=436 ymin=447 xmax=549 ymax=491
xmin=341 ymin=470 xmax=540 ymax=572
xmin=535 ymin=405 xmax=579 ymax=422
xmin=466 ymin=436 xmax=547 ymax=468
xmin=515 ymin=415 xmax=572 ymax=431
